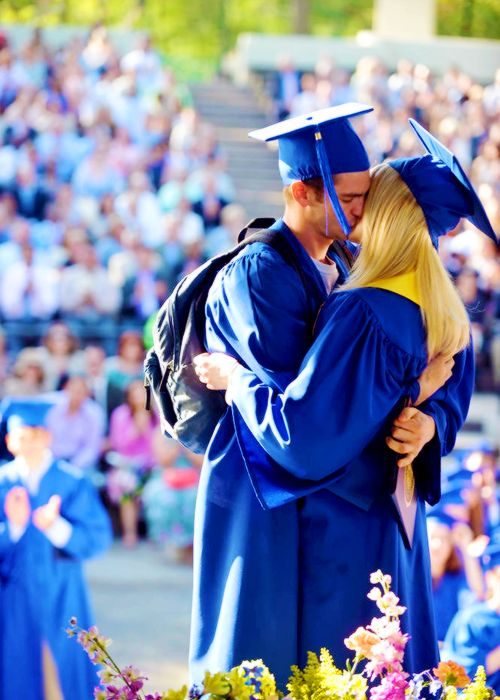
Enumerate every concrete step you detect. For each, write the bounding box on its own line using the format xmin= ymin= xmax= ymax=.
xmin=189 ymin=78 xmax=282 ymax=217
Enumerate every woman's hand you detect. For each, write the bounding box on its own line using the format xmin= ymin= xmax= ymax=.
xmin=415 ymin=353 xmax=455 ymax=405
xmin=193 ymin=352 xmax=241 ymax=390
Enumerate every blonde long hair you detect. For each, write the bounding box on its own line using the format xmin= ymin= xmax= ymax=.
xmin=342 ymin=163 xmax=470 ymax=359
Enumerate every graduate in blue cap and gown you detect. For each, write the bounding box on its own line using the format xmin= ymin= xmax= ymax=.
xmin=190 ymin=103 xmax=377 ymax=687
xmin=0 ymin=397 xmax=112 ymax=700
xmin=190 ymin=108 xmax=477 ymax=686
xmin=194 ymin=119 xmax=497 ymax=675
xmin=426 ymin=509 xmax=483 ymax=642
xmin=442 ymin=539 xmax=500 ymax=692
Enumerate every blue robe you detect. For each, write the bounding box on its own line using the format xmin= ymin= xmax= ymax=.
xmin=442 ymin=602 xmax=500 ymax=693
xmin=225 ymin=288 xmax=474 ymax=674
xmin=0 ymin=457 xmax=112 ymax=700
xmin=189 ymin=220 xmax=474 ymax=687
xmin=432 ymin=570 xmax=475 ymax=642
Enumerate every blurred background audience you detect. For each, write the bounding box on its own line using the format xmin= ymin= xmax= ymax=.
xmin=0 ymin=28 xmax=497 ymax=605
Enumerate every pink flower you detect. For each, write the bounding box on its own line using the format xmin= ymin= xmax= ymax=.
xmin=370 ymin=672 xmax=409 ymax=700
xmin=376 ymin=592 xmax=406 ymax=618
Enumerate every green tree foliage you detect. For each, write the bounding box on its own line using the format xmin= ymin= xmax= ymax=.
xmin=0 ymin=0 xmax=497 ymax=77
xmin=437 ymin=0 xmax=500 ymax=40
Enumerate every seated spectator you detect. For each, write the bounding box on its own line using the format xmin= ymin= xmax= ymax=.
xmin=103 ymin=380 xmax=158 ymax=547
xmin=37 ymin=321 xmax=85 ymax=391
xmin=270 ymin=54 xmax=300 ymax=120
xmin=11 ymin=159 xmax=51 ymax=221
xmin=426 ymin=513 xmax=484 ymax=642
xmin=190 ymin=172 xmax=230 ymax=231
xmin=2 ymin=347 xmax=48 ymax=397
xmin=171 ymin=226 xmax=207 ymax=284
xmin=0 ymin=241 xmax=59 ymax=350
xmin=104 ymin=329 xmax=145 ymax=415
xmin=121 ymin=242 xmax=170 ymax=324
xmin=59 ymin=240 xmax=121 ymax=352
xmin=46 ymin=374 xmax=106 ymax=480
xmin=204 ymin=202 xmax=247 ymax=257
xmin=114 ymin=169 xmax=163 ymax=247
xmin=442 ymin=540 xmax=500 ymax=694
xmin=142 ymin=430 xmax=201 ymax=564
xmin=82 ymin=344 xmax=109 ymax=418
xmin=0 ymin=397 xmax=112 ymax=699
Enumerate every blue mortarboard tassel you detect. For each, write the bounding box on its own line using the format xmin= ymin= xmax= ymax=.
xmin=314 ymin=128 xmax=350 ymax=235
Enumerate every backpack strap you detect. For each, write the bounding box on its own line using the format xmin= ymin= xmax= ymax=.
xmin=237 ymin=219 xmax=312 ymax=297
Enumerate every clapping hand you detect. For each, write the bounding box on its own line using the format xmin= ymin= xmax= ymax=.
xmin=32 ymin=495 xmax=62 ymax=532
xmin=4 ymin=486 xmax=31 ymax=528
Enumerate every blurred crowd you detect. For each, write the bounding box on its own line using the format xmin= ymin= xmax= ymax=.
xmin=267 ymin=55 xmax=500 ymax=391
xmin=0 ymin=23 xmax=243 ymax=562
xmin=0 ymin=27 xmax=498 ymax=675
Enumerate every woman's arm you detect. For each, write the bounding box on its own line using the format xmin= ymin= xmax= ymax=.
xmin=197 ymin=293 xmax=418 ymax=482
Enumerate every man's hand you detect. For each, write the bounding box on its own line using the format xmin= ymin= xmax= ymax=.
xmin=415 ymin=353 xmax=454 ymax=405
xmin=32 ymin=495 xmax=61 ymax=532
xmin=386 ymin=407 xmax=436 ymax=467
xmin=4 ymin=486 xmax=31 ymax=528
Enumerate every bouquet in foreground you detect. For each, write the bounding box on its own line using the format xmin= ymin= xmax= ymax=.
xmin=67 ymin=570 xmax=496 ymax=700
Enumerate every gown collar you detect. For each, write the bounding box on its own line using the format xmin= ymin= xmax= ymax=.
xmin=366 ymin=271 xmax=421 ymax=306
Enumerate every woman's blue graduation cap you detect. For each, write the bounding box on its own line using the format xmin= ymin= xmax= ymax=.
xmin=249 ymin=103 xmax=373 ymax=235
xmin=390 ymin=119 xmax=498 ymax=248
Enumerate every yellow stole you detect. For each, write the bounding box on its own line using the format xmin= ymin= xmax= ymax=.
xmin=366 ymin=271 xmax=421 ymax=307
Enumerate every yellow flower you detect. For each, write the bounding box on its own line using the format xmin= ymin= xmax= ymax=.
xmin=433 ymin=661 xmax=471 ymax=688
xmin=162 ymin=686 xmax=189 ymax=700
xmin=462 ymin=666 xmax=494 ymax=700
xmin=203 ymin=671 xmax=231 ymax=696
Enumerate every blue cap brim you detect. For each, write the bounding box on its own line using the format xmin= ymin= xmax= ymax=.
xmin=409 ymin=119 xmax=498 ymax=244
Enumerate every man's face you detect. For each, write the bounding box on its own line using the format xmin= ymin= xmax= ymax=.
xmin=6 ymin=426 xmax=51 ymax=460
xmin=309 ymin=170 xmax=371 ymax=241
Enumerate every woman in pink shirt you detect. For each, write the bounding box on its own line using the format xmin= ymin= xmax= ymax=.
xmin=104 ymin=379 xmax=158 ymax=547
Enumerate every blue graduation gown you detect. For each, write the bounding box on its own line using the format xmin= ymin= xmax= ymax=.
xmin=442 ymin=602 xmax=500 ymax=693
xmin=0 ymin=458 xmax=112 ymax=700
xmin=227 ymin=288 xmax=474 ymax=674
xmin=432 ymin=570 xmax=475 ymax=642
xmin=190 ymin=218 xmax=474 ymax=687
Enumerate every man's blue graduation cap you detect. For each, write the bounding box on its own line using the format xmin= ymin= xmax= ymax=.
xmin=390 ymin=119 xmax=498 ymax=248
xmin=0 ymin=397 xmax=53 ymax=432
xmin=249 ymin=103 xmax=373 ymax=235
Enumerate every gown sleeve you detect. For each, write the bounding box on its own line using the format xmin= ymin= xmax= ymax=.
xmin=410 ymin=341 xmax=474 ymax=506
xmin=57 ymin=471 xmax=112 ymax=560
xmin=205 ymin=246 xmax=321 ymax=389
xmin=228 ymin=292 xmax=421 ymax=485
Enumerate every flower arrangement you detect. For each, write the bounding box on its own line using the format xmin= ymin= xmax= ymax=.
xmin=68 ymin=570 xmax=496 ymax=700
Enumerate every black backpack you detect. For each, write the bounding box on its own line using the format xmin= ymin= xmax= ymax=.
xmin=144 ymin=218 xmax=311 ymax=454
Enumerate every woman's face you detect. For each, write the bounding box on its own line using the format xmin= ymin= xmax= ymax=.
xmin=428 ymin=521 xmax=453 ymax=570
xmin=127 ymin=380 xmax=145 ymax=407
xmin=119 ymin=336 xmax=144 ymax=362
xmin=45 ymin=325 xmax=74 ymax=355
